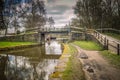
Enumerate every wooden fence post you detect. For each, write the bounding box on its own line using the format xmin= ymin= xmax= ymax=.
xmin=101 ymin=35 xmax=102 ymax=42
xmin=96 ymin=32 xmax=98 ymax=37
xmin=117 ymin=44 xmax=120 ymax=55
xmin=106 ymin=39 xmax=109 ymax=50
xmin=104 ymin=37 xmax=106 ymax=49
xmin=98 ymin=33 xmax=100 ymax=39
xmin=104 ymin=37 xmax=106 ymax=45
xmin=95 ymin=31 xmax=97 ymax=37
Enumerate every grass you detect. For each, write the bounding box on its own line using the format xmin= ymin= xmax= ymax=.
xmin=73 ymin=41 xmax=103 ymax=51
xmin=104 ymin=32 xmax=120 ymax=40
xmin=21 ymin=31 xmax=37 ymax=35
xmin=0 ymin=42 xmax=36 ymax=48
xmin=69 ymin=44 xmax=77 ymax=54
xmin=100 ymin=50 xmax=120 ymax=68
xmin=16 ymin=31 xmax=37 ymax=36
xmin=62 ymin=44 xmax=85 ymax=80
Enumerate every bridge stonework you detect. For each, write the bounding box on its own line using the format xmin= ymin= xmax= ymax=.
xmin=0 ymin=27 xmax=86 ymax=42
xmin=38 ymin=27 xmax=85 ymax=42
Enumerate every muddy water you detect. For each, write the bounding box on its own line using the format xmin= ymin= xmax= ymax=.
xmin=0 ymin=41 xmax=62 ymax=80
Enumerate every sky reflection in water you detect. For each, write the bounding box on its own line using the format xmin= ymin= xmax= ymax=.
xmin=0 ymin=41 xmax=62 ymax=80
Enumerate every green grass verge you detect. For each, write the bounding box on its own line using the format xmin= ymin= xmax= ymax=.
xmin=104 ymin=33 xmax=120 ymax=40
xmin=0 ymin=42 xmax=36 ymax=48
xmin=69 ymin=44 xmax=77 ymax=54
xmin=16 ymin=32 xmax=37 ymax=36
xmin=62 ymin=44 xmax=85 ymax=80
xmin=100 ymin=50 xmax=120 ymax=68
xmin=73 ymin=41 xmax=103 ymax=51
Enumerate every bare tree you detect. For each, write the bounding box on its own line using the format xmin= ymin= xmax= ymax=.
xmin=0 ymin=0 xmax=7 ymax=35
xmin=48 ymin=17 xmax=55 ymax=28
xmin=30 ymin=0 xmax=46 ymax=29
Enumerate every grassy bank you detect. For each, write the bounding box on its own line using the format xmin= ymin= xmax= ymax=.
xmin=104 ymin=33 xmax=120 ymax=40
xmin=62 ymin=44 xmax=85 ymax=80
xmin=0 ymin=42 xmax=36 ymax=48
xmin=73 ymin=41 xmax=103 ymax=51
xmin=100 ymin=50 xmax=120 ymax=68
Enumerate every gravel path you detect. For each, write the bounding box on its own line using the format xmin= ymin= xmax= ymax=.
xmin=73 ymin=44 xmax=120 ymax=80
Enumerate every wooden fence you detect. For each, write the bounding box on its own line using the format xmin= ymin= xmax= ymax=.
xmin=96 ymin=28 xmax=120 ymax=34
xmin=92 ymin=30 xmax=120 ymax=55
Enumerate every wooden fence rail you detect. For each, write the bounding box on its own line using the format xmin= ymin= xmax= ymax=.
xmin=92 ymin=30 xmax=120 ymax=55
xmin=96 ymin=28 xmax=120 ymax=34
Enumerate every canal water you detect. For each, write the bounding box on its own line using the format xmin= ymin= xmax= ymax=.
xmin=0 ymin=41 xmax=62 ymax=80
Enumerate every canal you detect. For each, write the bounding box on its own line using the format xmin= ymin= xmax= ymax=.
xmin=0 ymin=40 xmax=62 ymax=80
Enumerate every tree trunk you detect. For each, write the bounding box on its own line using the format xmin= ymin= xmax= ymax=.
xmin=4 ymin=27 xmax=8 ymax=36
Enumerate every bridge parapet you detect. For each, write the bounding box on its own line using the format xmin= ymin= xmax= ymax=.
xmin=39 ymin=27 xmax=70 ymax=32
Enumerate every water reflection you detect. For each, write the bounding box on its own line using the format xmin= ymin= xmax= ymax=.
xmin=45 ymin=40 xmax=62 ymax=55
xmin=0 ymin=41 xmax=62 ymax=80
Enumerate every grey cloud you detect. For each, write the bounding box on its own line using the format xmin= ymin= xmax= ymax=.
xmin=45 ymin=0 xmax=76 ymax=27
xmin=53 ymin=16 xmax=64 ymax=20
xmin=47 ymin=10 xmax=64 ymax=15
xmin=57 ymin=21 xmax=68 ymax=23
xmin=47 ymin=0 xmax=56 ymax=3
xmin=47 ymin=5 xmax=70 ymax=14
xmin=51 ymin=5 xmax=70 ymax=11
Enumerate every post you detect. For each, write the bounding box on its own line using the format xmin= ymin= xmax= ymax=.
xmin=41 ymin=33 xmax=45 ymax=44
xmin=94 ymin=31 xmax=96 ymax=37
xmin=104 ymin=37 xmax=107 ymax=49
xmin=106 ymin=39 xmax=109 ymax=50
xmin=117 ymin=44 xmax=120 ymax=55
xmin=101 ymin=35 xmax=102 ymax=42
xmin=98 ymin=33 xmax=100 ymax=39
xmin=96 ymin=32 xmax=98 ymax=38
xmin=104 ymin=37 xmax=106 ymax=45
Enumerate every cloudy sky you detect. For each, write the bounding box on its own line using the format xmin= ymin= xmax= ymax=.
xmin=44 ymin=0 xmax=77 ymax=27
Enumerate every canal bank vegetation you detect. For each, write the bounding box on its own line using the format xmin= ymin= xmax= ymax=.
xmin=100 ymin=50 xmax=120 ymax=68
xmin=62 ymin=44 xmax=86 ymax=80
xmin=50 ymin=44 xmax=85 ymax=80
xmin=18 ymin=31 xmax=37 ymax=35
xmin=0 ymin=42 xmax=37 ymax=48
xmin=73 ymin=41 xmax=103 ymax=51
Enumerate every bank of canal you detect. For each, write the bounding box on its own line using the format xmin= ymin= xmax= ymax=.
xmin=50 ymin=44 xmax=85 ymax=80
xmin=0 ymin=40 xmax=62 ymax=80
xmin=0 ymin=42 xmax=40 ymax=51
